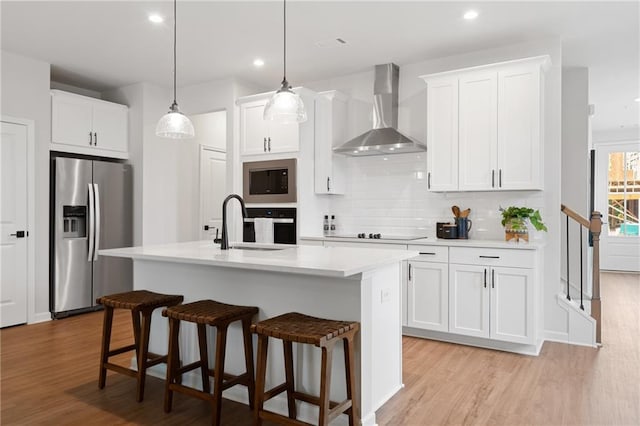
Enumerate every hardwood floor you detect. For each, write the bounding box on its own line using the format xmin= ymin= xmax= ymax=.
xmin=1 ymin=272 xmax=638 ymax=425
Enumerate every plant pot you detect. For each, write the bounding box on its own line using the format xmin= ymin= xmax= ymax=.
xmin=505 ymin=218 xmax=529 ymax=242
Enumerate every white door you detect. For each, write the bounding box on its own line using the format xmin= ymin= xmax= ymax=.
xmin=0 ymin=122 xmax=28 ymax=327
xmin=200 ymin=148 xmax=226 ymax=240
xmin=426 ymin=76 xmax=459 ymax=191
xmin=458 ymin=71 xmax=498 ymax=191
xmin=449 ymin=263 xmax=490 ymax=338
xmin=240 ymin=101 xmax=269 ymax=155
xmin=490 ymin=266 xmax=534 ymax=344
xmin=595 ymin=142 xmax=640 ymax=271
xmin=497 ymin=66 xmax=542 ymax=190
xmin=407 ymin=261 xmax=449 ymax=332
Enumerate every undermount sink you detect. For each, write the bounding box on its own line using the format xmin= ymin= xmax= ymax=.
xmin=229 ymin=246 xmax=285 ymax=251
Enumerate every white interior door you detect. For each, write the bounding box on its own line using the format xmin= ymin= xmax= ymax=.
xmin=595 ymin=141 xmax=640 ymax=271
xmin=200 ymin=148 xmax=226 ymax=240
xmin=0 ymin=122 xmax=28 ymax=327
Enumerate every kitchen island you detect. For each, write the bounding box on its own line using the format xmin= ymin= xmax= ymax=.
xmin=100 ymin=240 xmax=417 ymax=426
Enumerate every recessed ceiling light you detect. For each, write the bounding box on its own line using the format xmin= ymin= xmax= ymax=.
xmin=253 ymin=58 xmax=265 ymax=67
xmin=148 ymin=14 xmax=164 ymax=24
xmin=463 ymin=10 xmax=479 ymax=20
xmin=635 ymin=97 xmax=640 ymax=102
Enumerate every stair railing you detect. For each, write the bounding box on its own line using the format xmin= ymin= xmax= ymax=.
xmin=560 ymin=204 xmax=603 ymax=344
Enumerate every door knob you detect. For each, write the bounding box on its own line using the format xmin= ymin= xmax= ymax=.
xmin=10 ymin=231 xmax=26 ymax=238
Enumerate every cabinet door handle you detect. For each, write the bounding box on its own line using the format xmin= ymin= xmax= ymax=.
xmin=419 ymin=252 xmax=436 ymax=255
xmin=263 ymin=137 xmax=266 ymax=152
xmin=327 ymin=177 xmax=330 ymax=192
xmin=427 ymin=172 xmax=431 ymax=189
xmin=492 ymin=169 xmax=495 ymax=188
xmin=492 ymin=269 xmax=495 ymax=288
xmin=479 ymin=255 xmax=500 ymax=259
xmin=484 ymin=268 xmax=487 ymax=288
xmin=94 ymin=132 xmax=97 ymax=146
xmin=268 ymin=137 xmax=271 ymax=152
xmin=89 ymin=132 xmax=93 ymax=145
xmin=408 ymin=264 xmax=412 ymax=281
xmin=499 ymin=169 xmax=502 ymax=187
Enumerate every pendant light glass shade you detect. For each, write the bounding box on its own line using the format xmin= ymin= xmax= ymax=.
xmin=264 ymin=0 xmax=306 ymax=123
xmin=156 ymin=102 xmax=195 ymax=138
xmin=156 ymin=0 xmax=194 ymax=139
xmin=263 ymin=79 xmax=307 ymax=123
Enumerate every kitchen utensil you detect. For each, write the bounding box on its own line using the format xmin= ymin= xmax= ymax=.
xmin=452 ymin=205 xmax=460 ymax=218
xmin=460 ymin=208 xmax=471 ymax=218
xmin=456 ymin=217 xmax=472 ymax=239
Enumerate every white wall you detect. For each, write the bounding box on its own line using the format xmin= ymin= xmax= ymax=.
xmin=561 ymin=67 xmax=590 ymax=296
xmin=0 ymin=50 xmax=51 ymax=321
xmin=303 ymin=39 xmax=567 ymax=337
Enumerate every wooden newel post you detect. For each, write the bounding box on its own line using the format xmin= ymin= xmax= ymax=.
xmin=590 ymin=211 xmax=602 ymax=345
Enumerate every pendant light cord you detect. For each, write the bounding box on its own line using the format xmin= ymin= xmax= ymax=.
xmin=173 ymin=0 xmax=177 ymax=105
xmin=283 ymin=0 xmax=287 ymax=83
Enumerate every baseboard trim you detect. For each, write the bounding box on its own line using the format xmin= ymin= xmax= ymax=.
xmin=402 ymin=327 xmax=542 ymax=356
xmin=543 ymin=330 xmax=569 ymax=343
xmin=29 ymin=312 xmax=52 ymax=324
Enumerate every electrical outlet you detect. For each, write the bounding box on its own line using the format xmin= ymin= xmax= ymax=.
xmin=380 ymin=288 xmax=391 ymax=303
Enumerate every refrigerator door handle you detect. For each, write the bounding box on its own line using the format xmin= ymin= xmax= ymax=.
xmin=87 ymin=183 xmax=95 ymax=261
xmin=93 ymin=183 xmax=101 ymax=261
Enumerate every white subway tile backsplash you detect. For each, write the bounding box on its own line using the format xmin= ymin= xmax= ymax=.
xmin=328 ymin=153 xmax=547 ymax=239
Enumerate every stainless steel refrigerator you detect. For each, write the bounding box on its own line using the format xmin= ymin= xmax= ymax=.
xmin=50 ymin=157 xmax=133 ymax=318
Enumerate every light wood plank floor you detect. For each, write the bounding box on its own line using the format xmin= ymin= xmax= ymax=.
xmin=1 ymin=272 xmax=638 ymax=425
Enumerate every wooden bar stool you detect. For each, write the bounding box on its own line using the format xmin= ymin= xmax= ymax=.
xmin=162 ymin=300 xmax=258 ymax=426
xmin=96 ymin=290 xmax=184 ymax=402
xmin=252 ymin=312 xmax=360 ymax=426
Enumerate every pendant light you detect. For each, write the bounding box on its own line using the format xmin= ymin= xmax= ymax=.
xmin=263 ymin=0 xmax=307 ymax=124
xmin=156 ymin=0 xmax=194 ymax=139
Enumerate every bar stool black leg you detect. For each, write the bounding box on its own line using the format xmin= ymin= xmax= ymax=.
xmin=283 ymin=340 xmax=297 ymax=419
xmin=212 ymin=325 xmax=228 ymax=426
xmin=254 ymin=334 xmax=269 ymax=426
xmin=242 ymin=318 xmax=256 ymax=409
xmin=318 ymin=343 xmax=334 ymax=426
xmin=197 ymin=324 xmax=211 ymax=394
xmin=98 ymin=306 xmax=114 ymax=389
xmin=164 ymin=317 xmax=180 ymax=413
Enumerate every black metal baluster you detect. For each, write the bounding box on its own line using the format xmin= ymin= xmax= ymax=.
xmin=580 ymin=225 xmax=584 ymax=310
xmin=566 ymin=215 xmax=571 ymax=300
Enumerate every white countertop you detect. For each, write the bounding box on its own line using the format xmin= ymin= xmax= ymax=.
xmin=301 ymin=236 xmax=545 ymax=250
xmin=99 ymin=240 xmax=418 ymax=278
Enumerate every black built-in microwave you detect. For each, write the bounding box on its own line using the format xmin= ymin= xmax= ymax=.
xmin=242 ymin=158 xmax=297 ymax=203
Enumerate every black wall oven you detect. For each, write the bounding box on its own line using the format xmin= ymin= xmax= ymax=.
xmin=242 ymin=159 xmax=296 ymax=203
xmin=243 ymin=208 xmax=297 ymax=245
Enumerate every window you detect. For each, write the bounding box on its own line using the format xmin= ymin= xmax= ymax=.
xmin=607 ymin=151 xmax=639 ymax=236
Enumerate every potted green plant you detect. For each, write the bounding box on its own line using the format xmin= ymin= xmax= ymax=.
xmin=500 ymin=206 xmax=547 ymax=242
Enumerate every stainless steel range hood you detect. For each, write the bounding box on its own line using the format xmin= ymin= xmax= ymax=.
xmin=333 ymin=63 xmax=426 ymax=156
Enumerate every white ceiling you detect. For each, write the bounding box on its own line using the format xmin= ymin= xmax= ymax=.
xmin=1 ymin=1 xmax=638 ymax=132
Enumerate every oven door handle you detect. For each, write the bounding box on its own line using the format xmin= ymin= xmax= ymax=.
xmin=243 ymin=218 xmax=294 ymax=224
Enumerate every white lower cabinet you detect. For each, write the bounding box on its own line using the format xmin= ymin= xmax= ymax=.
xmin=407 ymin=261 xmax=449 ymax=332
xmin=490 ymin=266 xmax=534 ymax=344
xmin=449 ymin=263 xmax=534 ymax=344
xmin=448 ymin=264 xmax=490 ymax=338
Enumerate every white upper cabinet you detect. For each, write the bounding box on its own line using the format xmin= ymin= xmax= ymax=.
xmin=238 ymin=95 xmax=300 ymax=156
xmin=426 ymin=77 xmax=458 ymax=191
xmin=420 ymin=55 xmax=549 ymax=192
xmin=51 ymin=90 xmax=128 ymax=159
xmin=497 ymin=66 xmax=542 ymax=190
xmin=458 ymin=71 xmax=498 ymax=191
xmin=314 ymin=90 xmax=347 ymax=195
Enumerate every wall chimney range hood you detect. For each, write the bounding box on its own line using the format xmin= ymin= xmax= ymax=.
xmin=333 ymin=63 xmax=426 ymax=156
